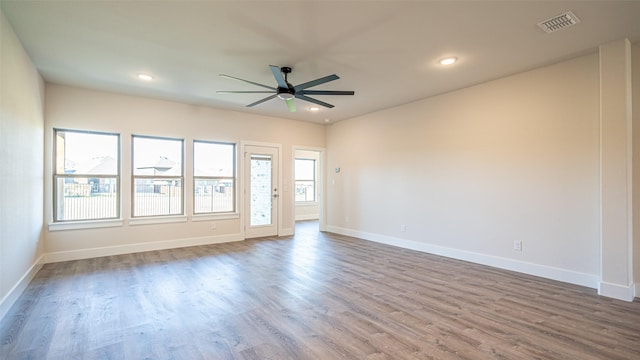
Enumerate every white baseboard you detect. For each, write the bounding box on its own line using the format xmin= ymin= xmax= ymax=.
xmin=326 ymin=225 xmax=599 ymax=290
xmin=599 ymin=281 xmax=636 ymax=302
xmin=45 ymin=233 xmax=244 ymax=263
xmin=0 ymin=254 xmax=45 ymax=321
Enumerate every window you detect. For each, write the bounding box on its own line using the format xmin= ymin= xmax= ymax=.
xmin=132 ymin=135 xmax=183 ymax=217
xmin=295 ymin=158 xmax=316 ymax=202
xmin=193 ymin=141 xmax=236 ymax=214
xmin=53 ymin=129 xmax=119 ymax=222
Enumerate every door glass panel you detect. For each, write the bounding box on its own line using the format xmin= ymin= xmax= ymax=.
xmin=250 ymin=154 xmax=272 ymax=226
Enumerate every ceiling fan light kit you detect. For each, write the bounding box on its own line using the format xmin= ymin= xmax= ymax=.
xmin=218 ymin=65 xmax=355 ymax=113
xmin=277 ymin=93 xmax=294 ymax=100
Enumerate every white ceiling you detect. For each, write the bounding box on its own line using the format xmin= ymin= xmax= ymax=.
xmin=2 ymin=1 xmax=640 ymax=124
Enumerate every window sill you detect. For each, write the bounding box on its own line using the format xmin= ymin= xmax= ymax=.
xmin=48 ymin=219 xmax=124 ymax=232
xmin=296 ymin=202 xmax=318 ymax=207
xmin=128 ymin=215 xmax=188 ymax=226
xmin=191 ymin=213 xmax=239 ymax=222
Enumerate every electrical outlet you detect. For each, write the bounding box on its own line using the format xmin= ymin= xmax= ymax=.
xmin=345 ymin=216 xmax=350 ymax=223
xmin=210 ymin=222 xmax=217 ymax=230
xmin=400 ymin=224 xmax=406 ymax=232
xmin=513 ymin=240 xmax=522 ymax=251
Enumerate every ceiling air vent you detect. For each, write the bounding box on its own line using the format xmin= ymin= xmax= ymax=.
xmin=537 ymin=11 xmax=580 ymax=34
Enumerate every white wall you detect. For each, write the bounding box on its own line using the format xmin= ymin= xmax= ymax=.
xmin=0 ymin=9 xmax=45 ymax=319
xmin=326 ymin=53 xmax=601 ymax=287
xmin=633 ymin=41 xmax=640 ymax=289
xmin=599 ymin=39 xmax=634 ymax=300
xmin=44 ymin=84 xmax=325 ymax=259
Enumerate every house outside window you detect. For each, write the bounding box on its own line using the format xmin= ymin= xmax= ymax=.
xmin=193 ymin=141 xmax=236 ymax=214
xmin=53 ymin=129 xmax=120 ymax=222
xmin=132 ymin=135 xmax=183 ymax=217
xmin=295 ymin=158 xmax=316 ymax=202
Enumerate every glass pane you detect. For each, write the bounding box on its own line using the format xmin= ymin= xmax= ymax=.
xmin=250 ymin=155 xmax=272 ymax=226
xmin=55 ymin=177 xmax=118 ymax=221
xmin=194 ymin=179 xmax=234 ymax=213
xmin=56 ymin=130 xmax=118 ymax=175
xmin=295 ymin=159 xmax=315 ymax=180
xmin=194 ymin=142 xmax=234 ymax=177
xmin=295 ymin=180 xmax=315 ymax=202
xmin=133 ymin=137 xmax=182 ymax=176
xmin=133 ymin=178 xmax=182 ymax=217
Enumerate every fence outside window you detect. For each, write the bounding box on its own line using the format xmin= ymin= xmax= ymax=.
xmin=295 ymin=158 xmax=316 ymax=202
xmin=132 ymin=135 xmax=184 ymax=217
xmin=53 ymin=129 xmax=120 ymax=222
xmin=193 ymin=141 xmax=236 ymax=214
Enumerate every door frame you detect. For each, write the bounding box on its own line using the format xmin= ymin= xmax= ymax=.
xmin=241 ymin=141 xmax=283 ymax=238
xmin=292 ymin=145 xmax=326 ymax=232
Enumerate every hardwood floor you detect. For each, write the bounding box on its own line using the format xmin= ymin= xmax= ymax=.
xmin=2 ymin=221 xmax=639 ymax=359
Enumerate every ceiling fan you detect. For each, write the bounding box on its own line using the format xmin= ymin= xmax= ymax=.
xmin=217 ymin=65 xmax=355 ymax=112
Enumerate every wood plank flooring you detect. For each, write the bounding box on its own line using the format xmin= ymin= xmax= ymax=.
xmin=2 ymin=221 xmax=640 ymax=359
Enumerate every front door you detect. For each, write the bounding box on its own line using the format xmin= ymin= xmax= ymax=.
xmin=244 ymin=145 xmax=279 ymax=238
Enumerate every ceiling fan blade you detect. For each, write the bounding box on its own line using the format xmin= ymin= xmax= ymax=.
xmin=247 ymin=94 xmax=277 ymax=107
xmin=299 ymin=90 xmax=355 ymax=96
xmin=293 ymin=74 xmax=339 ymax=91
xmin=217 ymin=91 xmax=276 ymax=94
xmin=220 ymin=74 xmax=275 ymax=90
xmin=285 ymin=98 xmax=296 ymax=112
xmin=295 ymin=94 xmax=334 ymax=108
xmin=269 ymin=65 xmax=289 ymax=88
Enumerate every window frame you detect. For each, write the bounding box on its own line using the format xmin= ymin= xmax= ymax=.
xmin=294 ymin=158 xmax=317 ymax=203
xmin=131 ymin=134 xmax=185 ymax=218
xmin=193 ymin=140 xmax=237 ymax=215
xmin=52 ymin=128 xmax=121 ymax=223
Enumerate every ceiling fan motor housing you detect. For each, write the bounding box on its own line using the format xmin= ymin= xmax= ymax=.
xmin=277 ymin=87 xmax=294 ymax=100
xmin=277 ymin=67 xmax=295 ymax=100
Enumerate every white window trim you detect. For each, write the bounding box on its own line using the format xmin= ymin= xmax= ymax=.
xmin=128 ymin=215 xmax=188 ymax=226
xmin=193 ymin=140 xmax=237 ymax=215
xmin=191 ymin=212 xmax=240 ymax=222
xmin=53 ymin=128 xmax=121 ymax=223
xmin=48 ymin=219 xmax=124 ymax=232
xmin=294 ymin=157 xmax=317 ymax=203
xmin=295 ymin=201 xmax=318 ymax=207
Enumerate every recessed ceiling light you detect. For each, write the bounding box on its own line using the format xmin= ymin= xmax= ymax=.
xmin=324 ymin=118 xmax=330 ymax=123
xmin=137 ymin=73 xmax=153 ymax=81
xmin=439 ymin=57 xmax=457 ymax=65
xmin=309 ymin=107 xmax=320 ymax=112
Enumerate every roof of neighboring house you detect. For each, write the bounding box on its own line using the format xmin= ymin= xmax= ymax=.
xmin=69 ymin=156 xmax=117 ymax=175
